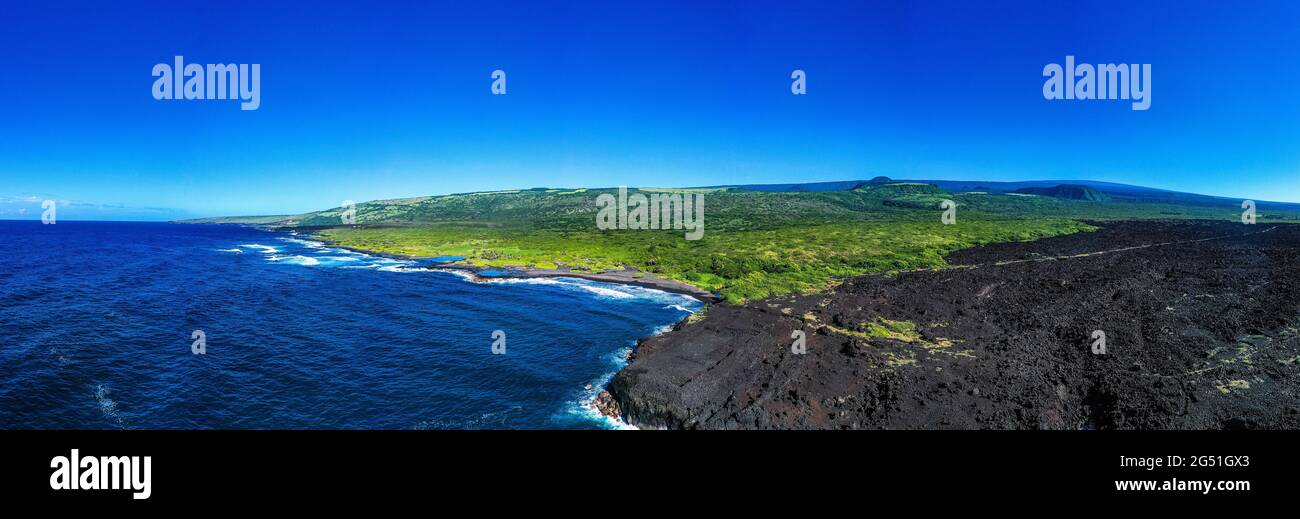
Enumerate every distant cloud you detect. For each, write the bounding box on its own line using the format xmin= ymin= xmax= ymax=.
xmin=0 ymin=194 xmax=192 ymax=221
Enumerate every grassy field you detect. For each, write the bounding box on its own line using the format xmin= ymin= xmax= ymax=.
xmin=189 ymin=182 xmax=1300 ymax=303
xmin=319 ymin=218 xmax=1093 ymax=302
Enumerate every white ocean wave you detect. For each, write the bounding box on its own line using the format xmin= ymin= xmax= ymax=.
xmin=238 ymin=243 xmax=279 ymax=254
xmin=487 ymin=277 xmax=636 ymax=299
xmin=229 ymin=234 xmax=424 ymax=272
xmin=429 ymin=268 xmax=477 ymax=281
xmin=269 ymin=255 xmax=320 ymax=266
xmin=582 ymin=284 xmax=638 ymax=299
xmin=377 ymin=264 xmax=421 ymax=273
xmin=232 ymin=237 xmax=699 ymax=314
xmin=92 ymin=384 xmax=126 ymax=429
xmin=562 ymin=346 xmax=639 ymax=430
xmin=557 ymin=279 xmax=702 ymax=309
xmin=425 ymin=270 xmax=703 ymax=310
xmin=278 ymin=237 xmax=326 ymax=248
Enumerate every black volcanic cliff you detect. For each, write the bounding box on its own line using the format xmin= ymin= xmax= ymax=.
xmin=607 ymin=221 xmax=1300 ymax=429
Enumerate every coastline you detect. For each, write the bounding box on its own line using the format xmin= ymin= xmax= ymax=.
xmin=432 ymin=263 xmax=720 ymax=303
xmin=297 ymin=231 xmax=721 ymax=303
xmin=599 ymin=220 xmax=1300 ymax=430
xmin=294 ymin=230 xmax=711 ymax=429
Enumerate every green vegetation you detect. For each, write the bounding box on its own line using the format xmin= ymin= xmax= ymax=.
xmin=182 ymin=214 xmax=294 ymax=225
xmin=863 ymin=318 xmax=921 ymax=342
xmin=184 ymin=182 xmax=1300 ymax=303
xmin=1010 ymin=184 xmax=1111 ymax=201
xmin=320 ymin=217 xmax=1089 ymax=302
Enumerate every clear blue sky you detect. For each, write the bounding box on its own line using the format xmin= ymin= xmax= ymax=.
xmin=2 ymin=0 xmax=1298 ymax=220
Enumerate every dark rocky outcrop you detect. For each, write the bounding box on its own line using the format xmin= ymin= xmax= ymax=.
xmin=850 ymin=176 xmax=895 ymax=189
xmin=607 ymin=221 xmax=1300 ymax=429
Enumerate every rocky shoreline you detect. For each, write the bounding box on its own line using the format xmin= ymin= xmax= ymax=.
xmin=499 ymin=266 xmax=720 ymax=303
xmin=296 ymin=232 xmax=721 ymax=304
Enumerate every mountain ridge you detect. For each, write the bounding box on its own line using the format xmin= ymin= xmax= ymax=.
xmin=177 ymin=177 xmax=1300 ymax=225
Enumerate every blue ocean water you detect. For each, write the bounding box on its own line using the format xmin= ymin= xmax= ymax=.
xmin=0 ymin=221 xmax=700 ymax=429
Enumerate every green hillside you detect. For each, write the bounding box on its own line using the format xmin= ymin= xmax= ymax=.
xmin=180 ymin=183 xmax=1299 ymax=302
xmin=1011 ymin=184 xmax=1111 ymax=201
